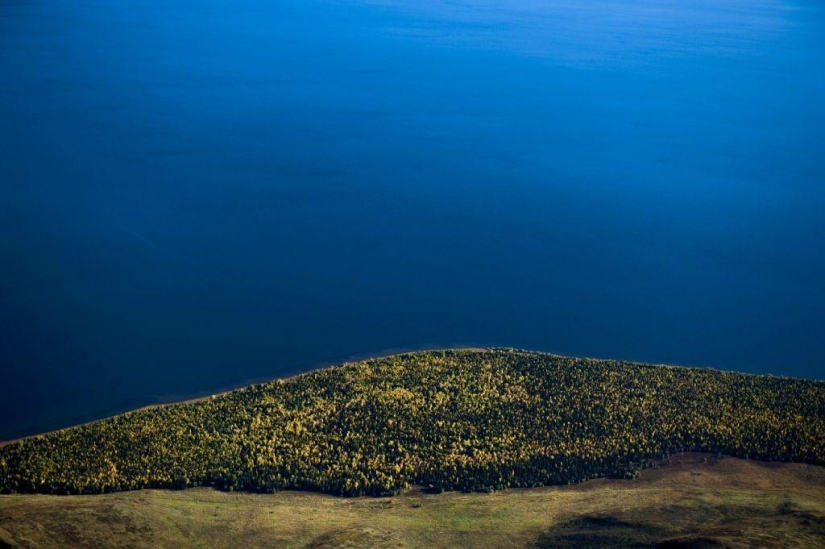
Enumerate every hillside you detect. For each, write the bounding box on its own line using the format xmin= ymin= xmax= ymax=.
xmin=1 ymin=349 xmax=823 ymax=497
xmin=1 ymin=455 xmax=824 ymax=548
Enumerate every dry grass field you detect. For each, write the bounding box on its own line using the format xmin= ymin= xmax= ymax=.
xmin=1 ymin=454 xmax=823 ymax=548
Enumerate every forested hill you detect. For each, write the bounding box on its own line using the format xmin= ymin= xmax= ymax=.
xmin=1 ymin=349 xmax=823 ymax=497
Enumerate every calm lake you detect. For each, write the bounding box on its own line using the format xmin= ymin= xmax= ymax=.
xmin=1 ymin=0 xmax=823 ymax=440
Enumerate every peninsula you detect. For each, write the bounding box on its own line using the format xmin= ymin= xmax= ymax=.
xmin=1 ymin=348 xmax=822 ymax=496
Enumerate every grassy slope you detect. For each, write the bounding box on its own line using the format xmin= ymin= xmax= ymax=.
xmin=1 ymin=454 xmax=824 ymax=548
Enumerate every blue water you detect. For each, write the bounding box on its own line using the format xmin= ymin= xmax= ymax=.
xmin=1 ymin=0 xmax=823 ymax=440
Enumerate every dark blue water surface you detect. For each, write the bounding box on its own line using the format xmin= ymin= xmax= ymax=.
xmin=1 ymin=0 xmax=824 ymax=440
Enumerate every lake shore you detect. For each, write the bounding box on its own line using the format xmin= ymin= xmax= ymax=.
xmin=0 ymin=344 xmax=486 ymax=448
xmin=4 ymin=344 xmax=815 ymax=449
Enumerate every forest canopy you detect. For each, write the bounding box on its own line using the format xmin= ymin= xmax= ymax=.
xmin=1 ymin=349 xmax=823 ymax=496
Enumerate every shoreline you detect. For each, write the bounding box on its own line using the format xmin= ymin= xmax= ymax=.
xmin=2 ymin=345 xmax=817 ymax=448
xmin=0 ymin=344 xmax=485 ymax=448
